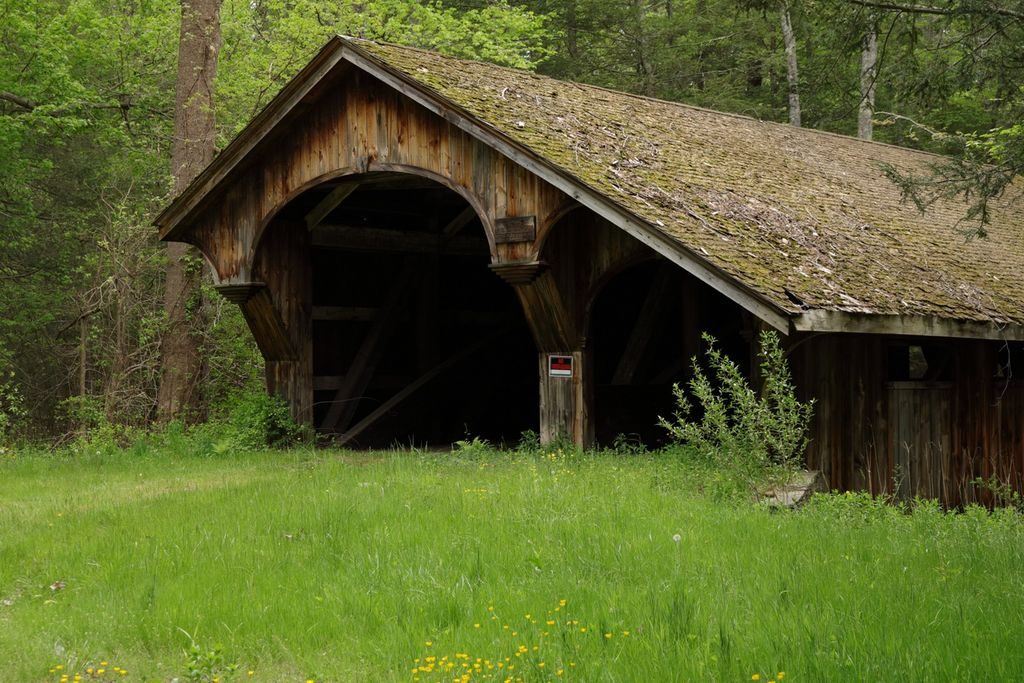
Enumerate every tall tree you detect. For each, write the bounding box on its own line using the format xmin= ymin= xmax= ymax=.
xmin=157 ymin=0 xmax=222 ymax=422
xmin=780 ymin=1 xmax=801 ymax=126
xmin=857 ymin=15 xmax=878 ymax=139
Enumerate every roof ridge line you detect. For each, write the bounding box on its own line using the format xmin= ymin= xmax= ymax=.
xmin=341 ymin=35 xmax=951 ymax=163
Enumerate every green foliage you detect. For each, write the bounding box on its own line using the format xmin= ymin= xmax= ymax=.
xmin=182 ymin=639 xmax=239 ymax=683
xmin=451 ymin=434 xmax=494 ymax=457
xmin=660 ymin=330 xmax=814 ymax=483
xmin=217 ymin=0 xmax=549 ymax=135
xmin=884 ymin=118 xmax=1024 ymax=236
xmin=215 ymin=391 xmax=303 ymax=451
xmin=0 ymin=370 xmax=26 ymax=445
xmin=973 ymin=475 xmax=1024 ymax=514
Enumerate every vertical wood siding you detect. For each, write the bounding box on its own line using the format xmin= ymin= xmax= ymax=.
xmin=795 ymin=335 xmax=1024 ymax=505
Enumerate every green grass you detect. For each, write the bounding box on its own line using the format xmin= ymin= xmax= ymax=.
xmin=2 ymin=446 xmax=1024 ymax=682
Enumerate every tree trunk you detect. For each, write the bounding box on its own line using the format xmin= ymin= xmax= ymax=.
xmin=858 ymin=20 xmax=878 ymax=140
xmin=780 ymin=3 xmax=801 ymax=127
xmin=156 ymin=0 xmax=222 ymax=422
xmin=565 ymin=0 xmax=578 ymax=60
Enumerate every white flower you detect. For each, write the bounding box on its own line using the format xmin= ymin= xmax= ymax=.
xmin=672 ymin=534 xmax=682 ymax=543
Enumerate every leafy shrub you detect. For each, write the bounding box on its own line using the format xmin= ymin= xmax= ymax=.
xmin=516 ymin=429 xmax=541 ymax=453
xmin=972 ymin=476 xmax=1024 ymax=513
xmin=452 ymin=435 xmax=493 ymax=457
xmin=659 ymin=330 xmax=814 ymax=484
xmin=215 ymin=391 xmax=302 ymax=451
xmin=58 ymin=395 xmax=146 ymax=453
xmin=0 ymin=371 xmax=26 ymax=444
xmin=181 ymin=639 xmax=238 ymax=682
xmin=803 ymin=489 xmax=905 ymax=522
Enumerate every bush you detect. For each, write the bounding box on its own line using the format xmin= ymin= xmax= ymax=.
xmin=0 ymin=371 xmax=26 ymax=445
xmin=659 ymin=330 xmax=814 ymax=485
xmin=215 ymin=391 xmax=302 ymax=451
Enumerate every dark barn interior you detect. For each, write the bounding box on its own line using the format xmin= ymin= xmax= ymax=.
xmin=587 ymin=261 xmax=750 ymax=446
xmin=277 ymin=174 xmax=539 ymax=447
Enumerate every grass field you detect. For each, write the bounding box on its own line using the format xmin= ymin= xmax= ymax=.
xmin=2 ymin=446 xmax=1024 ymax=682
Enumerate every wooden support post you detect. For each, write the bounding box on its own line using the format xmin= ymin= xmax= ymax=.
xmin=441 ymin=205 xmax=477 ymax=238
xmin=538 ymin=350 xmax=593 ymax=447
xmin=235 ymin=219 xmax=313 ymax=426
xmin=492 ymin=261 xmax=593 ymax=448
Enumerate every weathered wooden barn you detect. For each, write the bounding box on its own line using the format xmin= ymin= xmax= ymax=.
xmin=157 ymin=36 xmax=1024 ymax=504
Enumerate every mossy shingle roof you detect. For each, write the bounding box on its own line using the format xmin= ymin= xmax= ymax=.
xmin=354 ymin=39 xmax=1024 ymax=327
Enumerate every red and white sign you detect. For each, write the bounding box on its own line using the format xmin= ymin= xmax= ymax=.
xmin=548 ymin=354 xmax=573 ymax=378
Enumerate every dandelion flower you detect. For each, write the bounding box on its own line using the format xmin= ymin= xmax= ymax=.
xmin=752 ymin=675 xmax=761 ymax=681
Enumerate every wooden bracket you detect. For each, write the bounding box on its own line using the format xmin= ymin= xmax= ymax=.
xmin=489 ymin=260 xmax=547 ymax=285
xmin=218 ymin=283 xmax=297 ymax=361
xmin=215 ymin=282 xmax=267 ymax=305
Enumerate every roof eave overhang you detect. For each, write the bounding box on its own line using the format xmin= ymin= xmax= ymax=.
xmin=793 ymin=310 xmax=1024 ymax=342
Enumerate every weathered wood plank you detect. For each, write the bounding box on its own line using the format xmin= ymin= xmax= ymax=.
xmin=494 ymin=215 xmax=537 ymax=244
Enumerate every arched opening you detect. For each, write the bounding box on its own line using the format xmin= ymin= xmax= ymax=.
xmin=263 ymin=171 xmax=538 ymax=447
xmin=587 ymin=259 xmax=752 ymax=447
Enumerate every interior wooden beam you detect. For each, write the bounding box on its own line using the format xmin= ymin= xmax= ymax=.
xmin=441 ymin=205 xmax=478 ymax=238
xmin=305 ymin=180 xmax=360 ymax=229
xmin=611 ymin=267 xmax=674 ymax=385
xmin=320 ymin=263 xmax=417 ymax=432
xmin=311 ymin=225 xmax=487 ymax=255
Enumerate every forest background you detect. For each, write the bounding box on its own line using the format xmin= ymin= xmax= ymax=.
xmin=2 ymin=0 xmax=1022 ymax=442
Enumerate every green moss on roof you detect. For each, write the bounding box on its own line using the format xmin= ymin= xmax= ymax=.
xmin=354 ymin=38 xmax=1024 ymax=326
